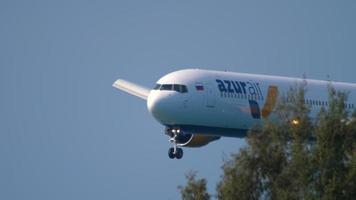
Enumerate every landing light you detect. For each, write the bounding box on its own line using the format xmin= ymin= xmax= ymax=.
xmin=172 ymin=129 xmax=180 ymax=133
xmin=291 ymin=119 xmax=300 ymax=125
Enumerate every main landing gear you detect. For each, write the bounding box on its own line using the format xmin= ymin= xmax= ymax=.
xmin=167 ymin=128 xmax=184 ymax=159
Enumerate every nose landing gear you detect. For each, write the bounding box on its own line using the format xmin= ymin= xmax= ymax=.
xmin=167 ymin=128 xmax=184 ymax=159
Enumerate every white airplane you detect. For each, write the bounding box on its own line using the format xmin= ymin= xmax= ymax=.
xmin=113 ymin=69 xmax=356 ymax=159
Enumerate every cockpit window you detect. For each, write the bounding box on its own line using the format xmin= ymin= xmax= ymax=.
xmin=179 ymin=85 xmax=188 ymax=93
xmin=153 ymin=84 xmax=188 ymax=93
xmin=172 ymin=84 xmax=188 ymax=93
xmin=160 ymin=84 xmax=173 ymax=91
xmin=173 ymin=85 xmax=181 ymax=92
xmin=183 ymin=86 xmax=188 ymax=93
xmin=153 ymin=84 xmax=161 ymax=90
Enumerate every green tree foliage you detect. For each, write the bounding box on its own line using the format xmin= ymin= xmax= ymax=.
xmin=180 ymin=85 xmax=356 ymax=200
xmin=312 ymin=87 xmax=356 ymax=199
xmin=178 ymin=171 xmax=211 ymax=200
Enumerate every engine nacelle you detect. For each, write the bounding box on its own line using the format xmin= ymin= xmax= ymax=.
xmin=175 ymin=133 xmax=220 ymax=148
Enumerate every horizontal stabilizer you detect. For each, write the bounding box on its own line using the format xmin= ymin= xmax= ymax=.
xmin=112 ymin=79 xmax=150 ymax=100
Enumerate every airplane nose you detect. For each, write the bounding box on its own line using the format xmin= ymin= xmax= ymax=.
xmin=147 ymin=92 xmax=171 ymax=122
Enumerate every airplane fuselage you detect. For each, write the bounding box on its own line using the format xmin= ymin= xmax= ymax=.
xmin=113 ymin=69 xmax=356 ymax=158
xmin=147 ymin=69 xmax=355 ymax=137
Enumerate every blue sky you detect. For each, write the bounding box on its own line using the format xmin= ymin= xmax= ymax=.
xmin=1 ymin=0 xmax=356 ymax=199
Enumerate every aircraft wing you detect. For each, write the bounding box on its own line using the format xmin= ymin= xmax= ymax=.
xmin=112 ymin=79 xmax=150 ymax=100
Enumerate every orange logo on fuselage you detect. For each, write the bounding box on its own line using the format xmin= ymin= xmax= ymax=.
xmin=262 ymin=86 xmax=279 ymax=118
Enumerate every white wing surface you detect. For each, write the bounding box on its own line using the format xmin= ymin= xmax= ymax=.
xmin=112 ymin=79 xmax=150 ymax=100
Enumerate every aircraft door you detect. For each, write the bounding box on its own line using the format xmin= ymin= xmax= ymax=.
xmin=206 ymin=83 xmax=216 ymax=108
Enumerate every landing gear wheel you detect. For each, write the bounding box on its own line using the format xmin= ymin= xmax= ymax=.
xmin=175 ymin=148 xmax=183 ymax=159
xmin=166 ymin=127 xmax=184 ymax=159
xmin=167 ymin=147 xmax=184 ymax=159
xmin=168 ymin=148 xmax=175 ymax=159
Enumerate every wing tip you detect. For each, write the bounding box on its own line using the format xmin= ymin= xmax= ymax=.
xmin=112 ymin=78 xmax=149 ymax=100
xmin=112 ymin=79 xmax=124 ymax=88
